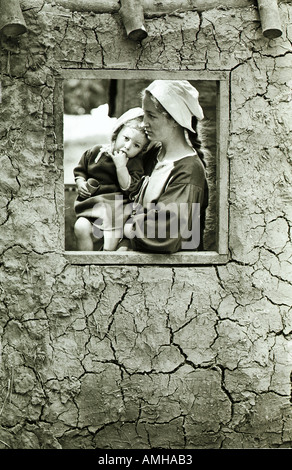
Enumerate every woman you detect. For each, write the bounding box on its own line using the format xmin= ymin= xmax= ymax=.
xmin=123 ymin=80 xmax=209 ymax=253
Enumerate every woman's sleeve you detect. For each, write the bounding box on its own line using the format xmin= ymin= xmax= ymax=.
xmin=129 ymin=181 xmax=205 ymax=254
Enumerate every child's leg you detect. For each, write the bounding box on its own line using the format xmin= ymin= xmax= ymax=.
xmin=116 ymin=238 xmax=131 ymax=251
xmin=74 ymin=217 xmax=94 ymax=251
xmin=103 ymin=228 xmax=123 ymax=251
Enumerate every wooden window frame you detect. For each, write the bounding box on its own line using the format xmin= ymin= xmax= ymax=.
xmin=55 ymin=69 xmax=230 ymax=265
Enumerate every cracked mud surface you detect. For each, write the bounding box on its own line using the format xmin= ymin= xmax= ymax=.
xmin=0 ymin=1 xmax=291 ymax=449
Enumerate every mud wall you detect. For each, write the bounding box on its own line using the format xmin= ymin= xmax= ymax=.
xmin=0 ymin=0 xmax=291 ymax=449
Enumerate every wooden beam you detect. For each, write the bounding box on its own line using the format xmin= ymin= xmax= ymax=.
xmin=0 ymin=0 xmax=27 ymax=36
xmin=64 ymin=251 xmax=229 ymax=265
xmin=20 ymin=0 xmax=291 ymax=16
xmin=21 ymin=0 xmax=120 ymax=13
xmin=257 ymin=0 xmax=283 ymax=38
xmin=143 ymin=0 xmax=256 ymax=17
xmin=120 ymin=0 xmax=148 ymax=41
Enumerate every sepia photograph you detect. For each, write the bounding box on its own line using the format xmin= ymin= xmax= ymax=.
xmin=62 ymin=74 xmax=228 ymax=265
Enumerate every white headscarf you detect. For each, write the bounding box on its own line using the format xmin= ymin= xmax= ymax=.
xmin=145 ymin=80 xmax=204 ymax=132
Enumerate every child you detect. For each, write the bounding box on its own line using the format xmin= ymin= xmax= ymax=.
xmin=73 ymin=107 xmax=149 ymax=251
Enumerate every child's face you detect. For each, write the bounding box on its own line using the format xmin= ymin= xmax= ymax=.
xmin=114 ymin=125 xmax=148 ymax=159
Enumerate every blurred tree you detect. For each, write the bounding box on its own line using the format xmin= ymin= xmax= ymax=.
xmin=63 ymin=79 xmax=110 ymax=115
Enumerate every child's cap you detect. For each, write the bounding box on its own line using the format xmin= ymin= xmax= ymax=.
xmin=112 ymin=107 xmax=144 ymax=135
xmin=145 ymin=80 xmax=204 ymax=132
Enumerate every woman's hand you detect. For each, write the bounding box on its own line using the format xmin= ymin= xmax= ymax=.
xmin=76 ymin=179 xmax=91 ymax=199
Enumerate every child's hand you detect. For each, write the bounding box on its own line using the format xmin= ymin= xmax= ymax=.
xmin=112 ymin=150 xmax=128 ymax=169
xmin=76 ymin=179 xmax=91 ymax=199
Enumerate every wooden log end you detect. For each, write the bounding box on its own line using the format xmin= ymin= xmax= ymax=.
xmin=127 ymin=27 xmax=148 ymax=41
xmin=1 ymin=22 xmax=27 ymax=37
xmin=263 ymin=27 xmax=282 ymax=39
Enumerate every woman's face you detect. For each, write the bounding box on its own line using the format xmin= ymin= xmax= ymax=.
xmin=142 ymin=94 xmax=174 ymax=143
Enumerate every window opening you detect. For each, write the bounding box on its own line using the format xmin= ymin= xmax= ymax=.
xmin=58 ymin=70 xmax=229 ymax=265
